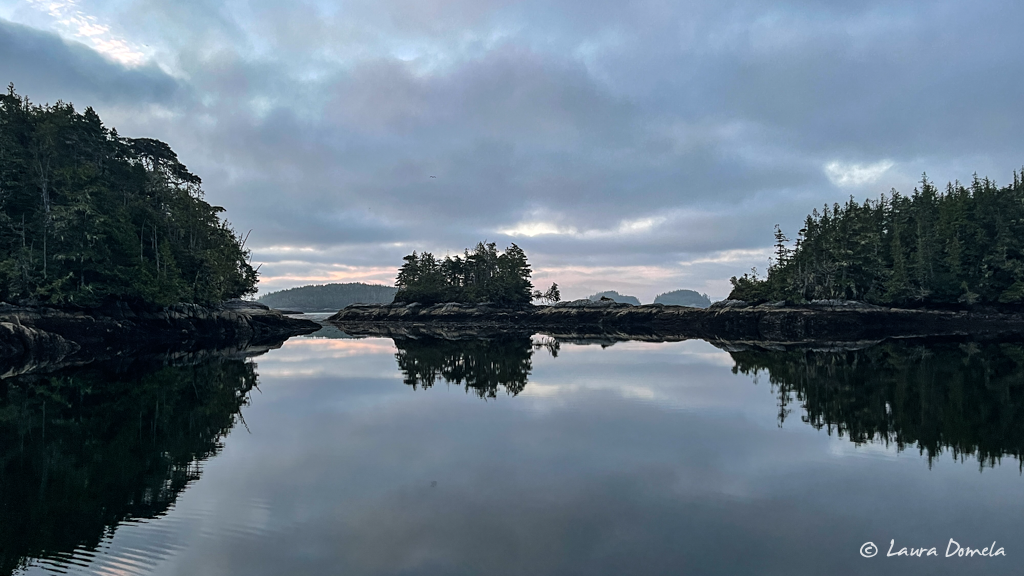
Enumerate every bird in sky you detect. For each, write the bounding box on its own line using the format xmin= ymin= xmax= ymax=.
xmin=430 ymin=175 xmax=436 ymax=178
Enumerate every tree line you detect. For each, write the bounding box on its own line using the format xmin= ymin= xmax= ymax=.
xmin=0 ymin=87 xmax=257 ymax=306
xmin=730 ymin=170 xmax=1024 ymax=307
xmin=395 ymin=241 xmax=544 ymax=306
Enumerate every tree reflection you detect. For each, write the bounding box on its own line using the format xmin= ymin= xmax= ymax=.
xmin=729 ymin=340 xmax=1024 ymax=468
xmin=394 ymin=336 xmax=536 ymax=398
xmin=0 ymin=357 xmax=257 ymax=574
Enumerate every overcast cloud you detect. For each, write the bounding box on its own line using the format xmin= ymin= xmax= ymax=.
xmin=2 ymin=0 xmax=1022 ymax=300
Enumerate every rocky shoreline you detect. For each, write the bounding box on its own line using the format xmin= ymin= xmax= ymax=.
xmin=328 ymin=299 xmax=1024 ymax=343
xmin=0 ymin=299 xmax=319 ymax=378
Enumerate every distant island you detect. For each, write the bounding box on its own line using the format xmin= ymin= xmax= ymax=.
xmin=587 ymin=291 xmax=641 ymax=305
xmin=258 ymin=282 xmax=398 ymax=311
xmin=586 ymin=290 xmax=710 ymax=307
xmin=653 ymin=289 xmax=711 ymax=308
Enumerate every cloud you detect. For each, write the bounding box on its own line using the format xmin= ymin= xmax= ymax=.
xmin=499 ymin=214 xmax=666 ymax=239
xmin=24 ymin=0 xmax=147 ymax=65
xmin=0 ymin=17 xmax=181 ymax=106
xmin=3 ymin=0 xmax=1024 ymax=295
xmin=824 ymin=160 xmax=895 ymax=187
xmin=501 ymin=221 xmax=577 ymax=238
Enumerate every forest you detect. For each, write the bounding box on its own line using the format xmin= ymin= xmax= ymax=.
xmin=0 ymin=87 xmax=257 ymax=306
xmin=395 ymin=242 xmax=538 ymax=306
xmin=729 ymin=170 xmax=1024 ymax=307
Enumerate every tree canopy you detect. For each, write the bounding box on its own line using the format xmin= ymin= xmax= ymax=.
xmin=729 ymin=170 xmax=1024 ymax=307
xmin=0 ymin=86 xmax=257 ymax=306
xmin=394 ymin=242 xmax=533 ymax=306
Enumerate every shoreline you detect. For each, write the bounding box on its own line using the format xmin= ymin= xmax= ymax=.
xmin=0 ymin=299 xmax=319 ymax=378
xmin=327 ymin=301 xmax=1024 ymax=343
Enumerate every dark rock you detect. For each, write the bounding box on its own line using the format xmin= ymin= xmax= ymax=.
xmin=709 ymin=299 xmax=750 ymax=309
xmin=805 ymin=299 xmax=886 ymax=310
xmin=0 ymin=301 xmax=319 ymax=378
xmin=552 ymin=298 xmax=632 ymax=309
xmin=223 ymin=298 xmax=271 ymax=311
xmin=328 ymin=302 xmax=1024 ymax=344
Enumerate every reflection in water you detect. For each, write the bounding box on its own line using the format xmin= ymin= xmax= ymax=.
xmin=395 ymin=333 xmax=1024 ymax=468
xmin=6 ymin=334 xmax=1024 ymax=576
xmin=0 ymin=357 xmax=257 ymax=574
xmin=728 ymin=340 xmax=1024 ymax=467
xmin=394 ymin=336 xmax=542 ymax=398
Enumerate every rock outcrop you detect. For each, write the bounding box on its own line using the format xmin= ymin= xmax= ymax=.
xmin=0 ymin=299 xmax=319 ymax=377
xmin=328 ymin=301 xmax=1024 ymax=343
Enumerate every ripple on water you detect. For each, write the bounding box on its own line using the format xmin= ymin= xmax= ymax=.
xmin=19 ymin=497 xmax=276 ymax=576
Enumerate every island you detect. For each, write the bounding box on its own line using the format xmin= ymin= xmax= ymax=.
xmin=653 ymin=289 xmax=712 ymax=308
xmin=0 ymin=88 xmax=317 ymax=376
xmin=587 ymin=291 xmax=641 ymax=305
xmin=257 ymin=282 xmax=398 ymax=312
xmin=330 ymin=170 xmax=1024 ymax=343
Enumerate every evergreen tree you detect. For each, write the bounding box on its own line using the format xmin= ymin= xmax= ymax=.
xmin=729 ymin=167 xmax=1024 ymax=308
xmin=0 ymin=87 xmax=257 ymax=306
xmin=394 ymin=242 xmax=534 ymax=306
xmin=543 ymin=282 xmax=561 ymax=303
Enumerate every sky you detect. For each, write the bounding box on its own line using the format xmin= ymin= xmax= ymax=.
xmin=1 ymin=0 xmax=1022 ymax=301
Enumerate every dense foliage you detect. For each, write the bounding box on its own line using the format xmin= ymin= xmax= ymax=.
xmin=0 ymin=87 xmax=257 ymax=306
xmin=729 ymin=171 xmax=1024 ymax=307
xmin=394 ymin=242 xmax=533 ymax=306
xmin=730 ymin=341 xmax=1024 ymax=467
xmin=258 ymin=282 xmax=397 ymax=311
xmin=653 ymin=289 xmax=711 ymax=308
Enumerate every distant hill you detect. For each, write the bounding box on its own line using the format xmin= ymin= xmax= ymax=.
xmin=258 ymin=283 xmax=397 ymax=311
xmin=587 ymin=291 xmax=641 ymax=305
xmin=654 ymin=289 xmax=712 ymax=308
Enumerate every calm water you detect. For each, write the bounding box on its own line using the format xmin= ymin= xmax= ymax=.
xmin=3 ymin=327 xmax=1024 ymax=575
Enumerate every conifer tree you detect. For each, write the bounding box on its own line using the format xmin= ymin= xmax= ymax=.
xmin=729 ymin=167 xmax=1024 ymax=308
xmin=0 ymin=87 xmax=257 ymax=305
xmin=394 ymin=242 xmax=534 ymax=306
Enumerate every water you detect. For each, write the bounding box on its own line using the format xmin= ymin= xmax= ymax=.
xmin=3 ymin=332 xmax=1024 ymax=575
